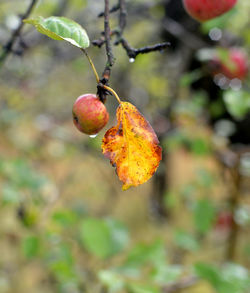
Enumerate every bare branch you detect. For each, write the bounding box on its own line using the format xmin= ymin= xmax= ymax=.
xmin=94 ymin=1 xmax=170 ymax=63
xmin=118 ymin=0 xmax=127 ymax=34
xmin=115 ymin=1 xmax=170 ymax=60
xmin=102 ymin=0 xmax=115 ymax=81
xmin=92 ymin=30 xmax=118 ymax=48
xmin=0 ymin=0 xmax=38 ymax=65
xmin=98 ymin=3 xmax=120 ymax=17
xmin=162 ymin=18 xmax=207 ymax=50
xmin=119 ymin=38 xmax=170 ymax=59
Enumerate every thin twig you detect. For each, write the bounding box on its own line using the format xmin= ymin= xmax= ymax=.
xmin=98 ymin=3 xmax=120 ymax=17
xmin=115 ymin=0 xmax=170 ymax=59
xmin=102 ymin=0 xmax=115 ymax=81
xmin=0 ymin=0 xmax=38 ymax=65
xmin=118 ymin=0 xmax=127 ymax=34
xmin=92 ymin=30 xmax=118 ymax=48
xmin=120 ymin=38 xmax=170 ymax=59
xmin=94 ymin=0 xmax=170 ymax=62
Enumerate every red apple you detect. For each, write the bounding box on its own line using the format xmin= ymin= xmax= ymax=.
xmin=182 ymin=0 xmax=237 ymax=22
xmin=72 ymin=94 xmax=109 ymax=135
xmin=212 ymin=48 xmax=248 ymax=80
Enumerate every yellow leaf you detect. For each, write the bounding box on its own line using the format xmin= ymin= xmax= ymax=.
xmin=102 ymin=102 xmax=162 ymax=190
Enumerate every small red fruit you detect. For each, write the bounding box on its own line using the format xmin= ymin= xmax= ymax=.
xmin=212 ymin=48 xmax=248 ymax=80
xmin=214 ymin=211 xmax=233 ymax=232
xmin=182 ymin=0 xmax=237 ymax=22
xmin=72 ymin=94 xmax=109 ymax=135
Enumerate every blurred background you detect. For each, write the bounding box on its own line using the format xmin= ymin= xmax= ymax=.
xmin=0 ymin=0 xmax=250 ymax=292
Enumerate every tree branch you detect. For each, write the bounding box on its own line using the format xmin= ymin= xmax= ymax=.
xmin=102 ymin=0 xmax=115 ymax=82
xmin=98 ymin=3 xmax=120 ymax=17
xmin=115 ymin=0 xmax=170 ymax=59
xmin=0 ymin=0 xmax=38 ymax=65
xmin=162 ymin=18 xmax=207 ymax=50
xmin=118 ymin=0 xmax=127 ymax=34
xmin=93 ymin=1 xmax=170 ymax=62
xmin=119 ymin=38 xmax=170 ymax=59
xmin=92 ymin=30 xmax=118 ymax=48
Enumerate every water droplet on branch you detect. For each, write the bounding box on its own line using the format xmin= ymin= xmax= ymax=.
xmin=129 ymin=58 xmax=135 ymax=63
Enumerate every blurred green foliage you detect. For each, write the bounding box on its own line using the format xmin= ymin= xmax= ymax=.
xmin=0 ymin=0 xmax=250 ymax=293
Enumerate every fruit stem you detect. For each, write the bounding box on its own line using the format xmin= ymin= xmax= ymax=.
xmin=81 ymin=48 xmax=100 ymax=83
xmin=103 ymin=85 xmax=121 ymax=104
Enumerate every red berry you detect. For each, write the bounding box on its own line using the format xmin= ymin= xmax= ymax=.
xmin=215 ymin=211 xmax=233 ymax=231
xmin=212 ymin=48 xmax=248 ymax=80
xmin=72 ymin=94 xmax=109 ymax=135
xmin=182 ymin=0 xmax=237 ymax=22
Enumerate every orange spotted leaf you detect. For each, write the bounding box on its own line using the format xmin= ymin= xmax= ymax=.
xmin=102 ymin=102 xmax=162 ymax=190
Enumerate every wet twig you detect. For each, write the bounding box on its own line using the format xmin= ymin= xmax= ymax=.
xmin=92 ymin=30 xmax=118 ymax=48
xmin=0 ymin=0 xmax=38 ymax=65
xmin=118 ymin=0 xmax=127 ymax=34
xmin=98 ymin=2 xmax=120 ymax=17
xmin=102 ymin=0 xmax=115 ymax=81
xmin=119 ymin=38 xmax=170 ymax=59
xmin=93 ymin=0 xmax=170 ymax=63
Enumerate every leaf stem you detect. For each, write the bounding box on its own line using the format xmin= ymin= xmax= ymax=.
xmin=103 ymin=85 xmax=121 ymax=104
xmin=81 ymin=48 xmax=100 ymax=83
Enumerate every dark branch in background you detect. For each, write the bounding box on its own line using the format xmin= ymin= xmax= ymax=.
xmin=118 ymin=0 xmax=126 ymax=34
xmin=162 ymin=18 xmax=206 ymax=50
xmin=114 ymin=0 xmax=170 ymax=59
xmin=98 ymin=3 xmax=120 ymax=17
xmin=93 ymin=0 xmax=170 ymax=64
xmin=102 ymin=0 xmax=115 ymax=81
xmin=0 ymin=0 xmax=38 ymax=65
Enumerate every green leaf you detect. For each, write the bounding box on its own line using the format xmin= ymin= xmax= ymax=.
xmin=189 ymin=138 xmax=211 ymax=156
xmin=22 ymin=235 xmax=40 ymax=259
xmin=80 ymin=218 xmax=129 ymax=259
xmin=24 ymin=16 xmax=90 ymax=49
xmin=193 ymin=199 xmax=216 ymax=234
xmin=222 ymin=263 xmax=250 ymax=292
xmin=125 ymin=240 xmax=166 ymax=268
xmin=127 ymin=283 xmax=160 ymax=293
xmin=0 ymin=159 xmax=48 ymax=191
xmin=1 ymin=184 xmax=22 ymax=204
xmin=223 ymin=90 xmax=250 ymax=120
xmin=196 ymin=168 xmax=214 ymax=188
xmin=52 ymin=210 xmax=78 ymax=227
xmin=105 ymin=218 xmax=130 ymax=254
xmin=174 ymin=230 xmax=199 ymax=251
xmin=194 ymin=263 xmax=250 ymax=293
xmin=194 ymin=263 xmax=221 ymax=289
xmin=98 ymin=270 xmax=125 ymax=292
xmin=180 ymin=69 xmax=203 ymax=87
xmin=151 ymin=264 xmax=182 ymax=285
